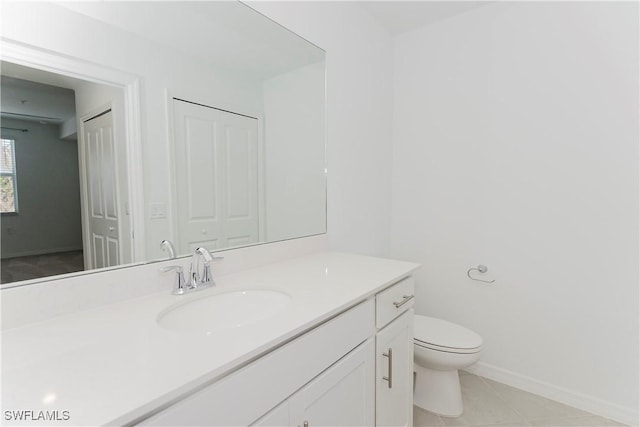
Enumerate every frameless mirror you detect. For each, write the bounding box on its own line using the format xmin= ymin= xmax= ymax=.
xmin=0 ymin=1 xmax=326 ymax=285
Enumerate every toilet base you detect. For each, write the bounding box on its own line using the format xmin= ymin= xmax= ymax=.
xmin=413 ymin=363 xmax=463 ymax=417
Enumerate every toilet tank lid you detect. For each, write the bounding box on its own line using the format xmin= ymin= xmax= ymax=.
xmin=414 ymin=315 xmax=483 ymax=350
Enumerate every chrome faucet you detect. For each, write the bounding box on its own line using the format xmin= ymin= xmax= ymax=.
xmin=160 ymin=247 xmax=223 ymax=295
xmin=188 ymin=247 xmax=224 ymax=291
xmin=189 ymin=247 xmax=215 ymax=289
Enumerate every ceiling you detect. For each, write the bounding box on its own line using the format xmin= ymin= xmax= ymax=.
xmin=0 ymin=62 xmax=77 ymax=125
xmin=0 ymin=1 xmax=489 ymax=127
xmin=357 ymin=1 xmax=491 ymax=35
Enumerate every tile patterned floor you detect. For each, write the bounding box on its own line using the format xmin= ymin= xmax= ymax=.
xmin=414 ymin=371 xmax=628 ymax=427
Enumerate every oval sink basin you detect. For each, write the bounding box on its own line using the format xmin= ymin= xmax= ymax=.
xmin=157 ymin=290 xmax=291 ymax=334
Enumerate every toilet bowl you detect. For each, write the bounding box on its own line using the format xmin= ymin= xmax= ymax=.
xmin=413 ymin=315 xmax=482 ymax=417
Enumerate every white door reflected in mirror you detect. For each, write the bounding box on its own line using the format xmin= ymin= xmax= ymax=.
xmin=172 ymin=99 xmax=260 ymax=254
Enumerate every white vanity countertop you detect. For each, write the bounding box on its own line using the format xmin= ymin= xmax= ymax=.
xmin=1 ymin=252 xmax=419 ymax=426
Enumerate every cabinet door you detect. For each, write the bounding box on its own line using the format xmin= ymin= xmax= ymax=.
xmin=376 ymin=309 xmax=414 ymax=427
xmin=289 ymin=338 xmax=375 ymax=427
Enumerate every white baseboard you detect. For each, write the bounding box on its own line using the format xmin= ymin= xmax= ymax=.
xmin=465 ymin=362 xmax=638 ymax=427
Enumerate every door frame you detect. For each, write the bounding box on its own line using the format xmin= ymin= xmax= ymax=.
xmin=164 ymin=91 xmax=266 ymax=250
xmin=1 ymin=37 xmax=146 ymax=264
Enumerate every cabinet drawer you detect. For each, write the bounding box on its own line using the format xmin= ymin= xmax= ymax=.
xmin=376 ymin=276 xmax=414 ymax=329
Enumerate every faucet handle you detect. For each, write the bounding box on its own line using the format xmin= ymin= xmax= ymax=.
xmin=202 ymin=263 xmax=213 ymax=286
xmin=161 ymin=265 xmax=187 ymax=295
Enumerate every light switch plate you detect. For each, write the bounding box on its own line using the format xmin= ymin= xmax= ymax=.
xmin=150 ymin=202 xmax=167 ymax=219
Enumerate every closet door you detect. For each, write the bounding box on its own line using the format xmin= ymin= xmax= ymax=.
xmin=172 ymin=99 xmax=260 ymax=253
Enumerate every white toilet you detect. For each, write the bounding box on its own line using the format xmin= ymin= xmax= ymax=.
xmin=413 ymin=315 xmax=483 ymax=417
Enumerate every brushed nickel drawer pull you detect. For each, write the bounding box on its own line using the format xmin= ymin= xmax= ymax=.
xmin=393 ymin=294 xmax=414 ymax=308
xmin=382 ymin=348 xmax=393 ymax=388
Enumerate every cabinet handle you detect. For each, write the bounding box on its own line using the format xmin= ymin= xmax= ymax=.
xmin=382 ymin=348 xmax=393 ymax=388
xmin=393 ymin=294 xmax=414 ymax=308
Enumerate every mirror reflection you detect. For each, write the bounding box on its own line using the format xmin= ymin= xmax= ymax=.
xmin=0 ymin=1 xmax=326 ymax=285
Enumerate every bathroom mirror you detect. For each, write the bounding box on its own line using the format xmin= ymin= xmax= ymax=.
xmin=0 ymin=1 xmax=326 ymax=285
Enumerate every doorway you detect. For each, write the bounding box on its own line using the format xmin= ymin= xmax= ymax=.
xmin=0 ymin=61 xmax=133 ymax=283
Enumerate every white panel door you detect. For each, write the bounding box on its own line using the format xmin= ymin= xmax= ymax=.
xmin=173 ymin=99 xmax=259 ymax=254
xmin=289 ymin=338 xmax=375 ymax=427
xmin=83 ymin=110 xmax=120 ymax=269
xmin=376 ymin=309 xmax=414 ymax=427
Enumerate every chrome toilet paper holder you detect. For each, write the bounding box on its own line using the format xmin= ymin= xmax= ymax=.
xmin=467 ymin=265 xmax=495 ymax=284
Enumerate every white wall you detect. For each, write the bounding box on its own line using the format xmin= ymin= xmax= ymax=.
xmin=1 ymin=118 xmax=83 ymax=258
xmin=263 ymin=61 xmax=326 ymax=242
xmin=390 ymin=2 xmax=639 ymax=423
xmin=249 ymin=1 xmax=394 ymax=257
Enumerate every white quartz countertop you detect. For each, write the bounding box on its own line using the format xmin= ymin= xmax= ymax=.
xmin=1 ymin=252 xmax=419 ymax=426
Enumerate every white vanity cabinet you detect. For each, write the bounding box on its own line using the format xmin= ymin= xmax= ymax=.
xmin=138 ymin=274 xmax=416 ymax=427
xmin=375 ymin=276 xmax=415 ymax=427
xmin=139 ymin=299 xmax=375 ymax=426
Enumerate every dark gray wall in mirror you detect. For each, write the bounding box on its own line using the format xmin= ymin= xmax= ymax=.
xmin=0 ymin=1 xmax=326 ymax=286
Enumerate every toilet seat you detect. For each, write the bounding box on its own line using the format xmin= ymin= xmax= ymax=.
xmin=414 ymin=340 xmax=481 ymax=354
xmin=414 ymin=315 xmax=483 ymax=354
